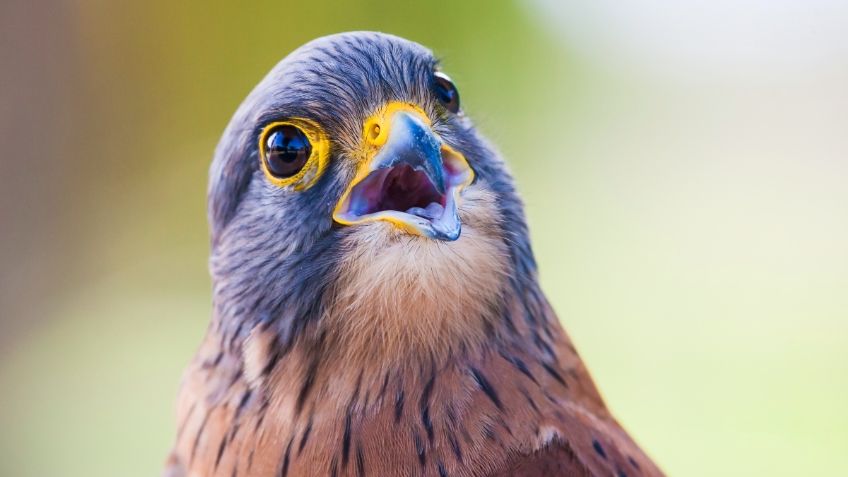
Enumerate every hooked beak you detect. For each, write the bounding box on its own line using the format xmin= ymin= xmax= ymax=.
xmin=333 ymin=103 xmax=474 ymax=241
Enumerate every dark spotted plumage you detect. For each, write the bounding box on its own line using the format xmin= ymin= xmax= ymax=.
xmin=163 ymin=32 xmax=663 ymax=477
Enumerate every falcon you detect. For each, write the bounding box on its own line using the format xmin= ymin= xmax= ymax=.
xmin=164 ymin=31 xmax=663 ymax=477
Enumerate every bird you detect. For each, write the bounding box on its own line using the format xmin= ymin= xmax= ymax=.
xmin=164 ymin=32 xmax=663 ymax=477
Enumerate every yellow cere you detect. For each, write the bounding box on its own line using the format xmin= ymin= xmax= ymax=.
xmin=362 ymin=101 xmax=432 ymax=148
xmin=259 ymin=117 xmax=330 ymax=190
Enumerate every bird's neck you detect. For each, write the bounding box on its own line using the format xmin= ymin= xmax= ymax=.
xmin=233 ymin=270 xmax=559 ymax=438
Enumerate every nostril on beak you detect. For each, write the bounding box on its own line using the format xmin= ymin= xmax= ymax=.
xmin=364 ymin=117 xmax=387 ymax=146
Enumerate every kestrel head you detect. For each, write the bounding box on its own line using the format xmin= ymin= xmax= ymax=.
xmin=208 ymin=32 xmax=535 ymax=360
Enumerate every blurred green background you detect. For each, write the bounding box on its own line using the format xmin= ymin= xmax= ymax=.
xmin=1 ymin=1 xmax=846 ymax=476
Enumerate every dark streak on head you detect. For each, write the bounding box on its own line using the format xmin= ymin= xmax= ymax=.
xmin=469 ymin=367 xmax=503 ymax=410
xmin=297 ymin=415 xmax=313 ymax=456
xmin=394 ymin=388 xmax=405 ymax=423
xmin=378 ymin=372 xmax=390 ymax=400
xmin=228 ymin=320 xmax=247 ymax=351
xmin=420 ymin=372 xmax=436 ymax=443
xmin=496 ymin=415 xmax=514 ymax=437
xmin=422 ymin=405 xmax=434 ymax=444
xmin=330 ymin=456 xmax=338 ymax=477
xmin=500 ymin=352 xmax=538 ymax=384
xmin=254 ymin=397 xmax=270 ymax=432
xmin=481 ymin=421 xmax=496 ymax=442
xmin=261 ymin=348 xmax=281 ymax=377
xmin=280 ymin=436 xmax=293 ymax=477
xmin=532 ymin=330 xmax=555 ymax=358
xmin=214 ymin=433 xmax=229 ymax=471
xmin=448 ymin=431 xmax=463 ymax=463
xmin=592 ymin=439 xmax=608 ymax=460
xmin=446 ymin=403 xmax=457 ymax=423
xmin=413 ymin=431 xmax=426 ymax=467
xmin=225 ymin=370 xmax=243 ymax=391
xmin=235 ymin=389 xmax=253 ymax=418
xmin=519 ymin=386 xmax=540 ymax=415
xmin=206 ymin=351 xmax=224 ymax=368
xmin=295 ymin=354 xmax=320 ymax=416
xmin=540 ymin=361 xmax=568 ymax=388
xmin=341 ymin=411 xmax=353 ymax=468
xmin=501 ymin=311 xmax=518 ymax=335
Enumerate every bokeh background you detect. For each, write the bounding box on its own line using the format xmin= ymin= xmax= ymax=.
xmin=2 ymin=1 xmax=846 ymax=476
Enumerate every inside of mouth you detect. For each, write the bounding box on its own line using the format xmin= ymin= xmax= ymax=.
xmin=346 ymin=163 xmax=447 ymax=220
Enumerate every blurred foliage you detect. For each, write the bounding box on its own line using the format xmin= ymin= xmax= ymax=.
xmin=1 ymin=1 xmax=846 ymax=476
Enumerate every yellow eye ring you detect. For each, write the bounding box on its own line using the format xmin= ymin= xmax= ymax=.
xmin=258 ymin=118 xmax=330 ymax=190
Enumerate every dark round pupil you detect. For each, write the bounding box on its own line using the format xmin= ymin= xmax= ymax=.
xmin=265 ymin=125 xmax=311 ymax=178
xmin=434 ymin=74 xmax=459 ymax=113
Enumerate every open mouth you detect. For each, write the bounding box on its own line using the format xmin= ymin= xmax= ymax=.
xmin=334 ymin=145 xmax=473 ymax=241
xmin=346 ymin=164 xmax=444 ymax=220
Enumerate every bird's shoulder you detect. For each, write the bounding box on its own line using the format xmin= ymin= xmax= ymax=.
xmin=480 ymin=298 xmax=663 ymax=477
xmin=163 ymin=329 xmax=254 ymax=477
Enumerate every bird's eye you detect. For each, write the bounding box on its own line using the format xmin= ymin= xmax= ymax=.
xmin=433 ymin=71 xmax=460 ymax=114
xmin=263 ymin=125 xmax=312 ymax=179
